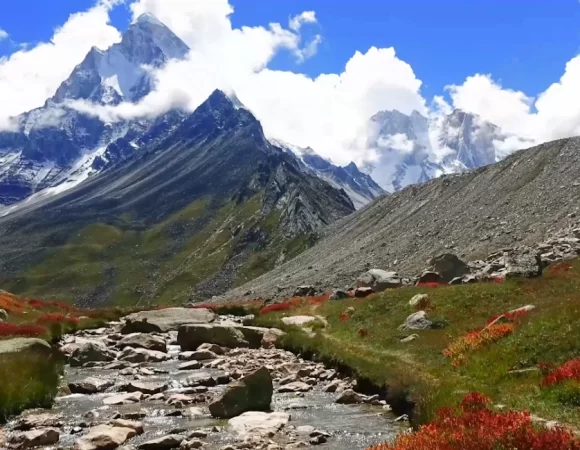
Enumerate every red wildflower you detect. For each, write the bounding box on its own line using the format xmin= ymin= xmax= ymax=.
xmin=0 ymin=323 xmax=47 ymax=337
xmin=542 ymin=359 xmax=580 ymax=387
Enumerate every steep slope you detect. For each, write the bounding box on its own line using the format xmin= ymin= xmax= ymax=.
xmin=0 ymin=90 xmax=354 ymax=306
xmin=274 ymin=141 xmax=385 ymax=208
xmin=0 ymin=14 xmax=189 ymax=206
xmin=366 ymin=108 xmax=509 ymax=192
xmin=222 ymin=136 xmax=580 ymax=300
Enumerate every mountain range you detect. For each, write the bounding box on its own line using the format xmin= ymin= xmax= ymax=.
xmin=0 ymin=13 xmax=546 ymax=306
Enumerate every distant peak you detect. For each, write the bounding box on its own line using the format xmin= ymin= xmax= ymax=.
xmin=344 ymin=161 xmax=362 ymax=175
xmin=135 ymin=12 xmax=164 ymax=27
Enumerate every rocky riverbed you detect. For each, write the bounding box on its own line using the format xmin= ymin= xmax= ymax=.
xmin=2 ymin=309 xmax=405 ymax=450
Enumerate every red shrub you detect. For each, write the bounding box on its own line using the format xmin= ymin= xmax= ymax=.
xmin=260 ymin=297 xmax=302 ymax=315
xmin=307 ymin=293 xmax=331 ymax=306
xmin=358 ymin=328 xmax=368 ymax=337
xmin=542 ymin=359 xmax=580 ymax=387
xmin=416 ymin=282 xmax=440 ymax=288
xmin=486 ymin=308 xmax=531 ymax=326
xmin=0 ymin=322 xmax=47 ymax=337
xmin=368 ymin=393 xmax=580 ymax=450
xmin=0 ymin=293 xmax=24 ymax=313
xmin=490 ymin=276 xmax=505 ymax=284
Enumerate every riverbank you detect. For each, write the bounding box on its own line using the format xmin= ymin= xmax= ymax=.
xmin=253 ymin=259 xmax=580 ymax=430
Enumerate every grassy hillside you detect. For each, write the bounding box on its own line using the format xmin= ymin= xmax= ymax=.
xmin=251 ymin=259 xmax=580 ymax=428
xmin=1 ymin=195 xmax=317 ymax=306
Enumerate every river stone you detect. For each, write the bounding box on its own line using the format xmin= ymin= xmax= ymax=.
xmin=0 ymin=338 xmax=52 ymax=357
xmin=103 ymin=392 xmax=143 ymax=406
xmin=398 ymin=311 xmax=433 ymax=331
xmin=74 ymin=425 xmax=137 ymax=450
xmin=121 ymin=308 xmax=216 ymax=334
xmin=357 ymin=269 xmax=402 ymax=291
xmin=69 ymin=377 xmax=114 ymax=395
xmin=10 ymin=428 xmax=60 ymax=448
xmin=70 ymin=342 xmax=115 ymax=367
xmin=277 ymin=381 xmax=313 ymax=393
xmin=228 ymin=412 xmax=290 ymax=436
xmin=109 ymin=420 xmax=144 ymax=434
xmin=209 ymin=367 xmax=273 ymax=418
xmin=428 ymin=254 xmax=470 ymax=282
xmin=138 ymin=434 xmax=185 ymax=450
xmin=261 ymin=328 xmax=286 ymax=349
xmin=236 ymin=326 xmax=276 ymax=348
xmin=119 ymin=347 xmax=168 ymax=363
xmin=178 ymin=361 xmax=203 ymax=371
xmin=126 ymin=381 xmax=168 ymax=395
xmin=196 ymin=343 xmax=225 ymax=355
xmin=15 ymin=414 xmax=63 ymax=431
xmin=117 ymin=333 xmax=167 ymax=353
xmin=187 ymin=349 xmax=218 ymax=361
xmin=177 ymin=324 xmax=249 ymax=351
xmin=336 ymin=389 xmax=367 ymax=404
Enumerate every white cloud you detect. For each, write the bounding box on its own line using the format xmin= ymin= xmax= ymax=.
xmin=0 ymin=0 xmax=121 ymax=129
xmin=289 ymin=11 xmax=317 ymax=32
xmin=0 ymin=28 xmax=8 ymax=41
xmin=377 ymin=133 xmax=414 ymax=153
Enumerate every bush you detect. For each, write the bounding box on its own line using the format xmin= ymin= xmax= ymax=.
xmin=542 ymin=359 xmax=580 ymax=387
xmin=0 ymin=323 xmax=47 ymax=338
xmin=368 ymin=393 xmax=580 ymax=450
xmin=0 ymin=351 xmax=63 ymax=423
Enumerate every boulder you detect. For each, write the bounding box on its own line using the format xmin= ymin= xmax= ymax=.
xmin=186 ymin=350 xmax=218 ymax=361
xmin=236 ymin=326 xmax=273 ymax=348
xmin=0 ymin=309 xmax=8 ymax=321
xmin=121 ymin=308 xmax=216 ymax=334
xmin=329 ymin=289 xmax=349 ymax=300
xmin=117 ymin=333 xmax=167 ymax=353
xmin=125 ymin=381 xmax=168 ymax=395
xmin=108 ymin=420 xmax=144 ymax=434
xmin=178 ymin=361 xmax=203 ymax=371
xmin=503 ymin=249 xmax=542 ymax=278
xmin=428 ymin=254 xmax=470 ymax=282
xmin=357 ymin=269 xmax=402 ymax=291
xmin=335 ymin=389 xmax=367 ymax=404
xmin=177 ymin=324 xmax=249 ymax=351
xmin=209 ymin=367 xmax=273 ymax=418
xmin=69 ymin=377 xmax=114 ymax=395
xmin=277 ymin=381 xmax=312 ymax=393
xmin=294 ymin=285 xmax=317 ymax=297
xmin=260 ymin=328 xmax=286 ymax=349
xmin=138 ymin=435 xmax=185 ymax=450
xmin=9 ymin=428 xmax=59 ymax=448
xmin=354 ymin=287 xmax=374 ymax=298
xmin=15 ymin=414 xmax=63 ymax=431
xmin=0 ymin=338 xmax=52 ymax=357
xmin=281 ymin=316 xmax=318 ymax=327
xmin=196 ymin=343 xmax=225 ymax=355
xmin=416 ymin=271 xmax=444 ymax=285
xmin=74 ymin=425 xmax=137 ymax=450
xmin=70 ymin=342 xmax=115 ymax=367
xmin=103 ymin=392 xmax=143 ymax=406
xmin=398 ymin=311 xmax=433 ymax=331
xmin=118 ymin=347 xmax=168 ymax=363
xmin=228 ymin=412 xmax=290 ymax=437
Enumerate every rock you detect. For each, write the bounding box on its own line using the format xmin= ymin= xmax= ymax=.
xmin=416 ymin=271 xmax=444 ymax=285
xmin=10 ymin=428 xmax=60 ymax=448
xmin=0 ymin=338 xmax=52 ymax=357
xmin=336 ymin=389 xmax=367 ymax=404
xmin=70 ymin=342 xmax=115 ymax=367
xmin=119 ymin=347 xmax=168 ymax=363
xmin=357 ymin=269 xmax=402 ymax=291
xmin=294 ymin=285 xmax=317 ymax=297
xmin=428 ymin=254 xmax=470 ymax=282
xmin=503 ymin=248 xmax=542 ymax=278
xmin=109 ymin=420 xmax=144 ymax=434
xmin=209 ymin=366 xmax=273 ymax=418
xmin=74 ymin=425 xmax=137 ymax=450
xmin=126 ymin=381 xmax=168 ymax=395
xmin=139 ymin=435 xmax=185 ymax=450
xmin=237 ymin=326 xmax=277 ymax=348
xmin=400 ymin=334 xmax=419 ymax=343
xmin=177 ymin=324 xmax=249 ymax=351
xmin=103 ymin=392 xmax=143 ymax=406
xmin=0 ymin=309 xmax=8 ymax=320
xmin=69 ymin=377 xmax=114 ymax=395
xmin=354 ymin=287 xmax=374 ymax=298
xmin=117 ymin=333 xmax=167 ymax=353
xmin=196 ymin=343 xmax=225 ymax=355
xmin=15 ymin=414 xmax=63 ymax=431
xmin=398 ymin=311 xmax=433 ymax=331
xmin=310 ymin=435 xmax=327 ymax=445
xmin=278 ymin=381 xmax=312 ymax=393
xmin=188 ymin=349 xmax=218 ymax=361
xmin=178 ymin=361 xmax=203 ymax=371
xmin=448 ymin=277 xmax=463 ymax=285
xmin=323 ymin=380 xmax=342 ymax=393
xmin=121 ymin=308 xmax=216 ymax=334
xmin=408 ymin=294 xmax=429 ymax=308
xmin=329 ymin=289 xmax=349 ymax=300
xmin=261 ymin=328 xmax=286 ymax=349
xmin=281 ymin=316 xmax=318 ymax=327
xmin=228 ymin=412 xmax=290 ymax=436
xmin=508 ymin=305 xmax=536 ymax=314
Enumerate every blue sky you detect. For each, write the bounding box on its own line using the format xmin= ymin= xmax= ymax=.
xmin=1 ymin=0 xmax=579 ymax=102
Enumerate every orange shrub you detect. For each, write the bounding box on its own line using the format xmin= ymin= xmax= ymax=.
xmin=368 ymin=393 xmax=580 ymax=450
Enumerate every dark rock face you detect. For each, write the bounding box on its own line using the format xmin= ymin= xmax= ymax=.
xmin=208 ymin=366 xmax=273 ymax=419
xmin=428 ymin=254 xmax=470 ymax=283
